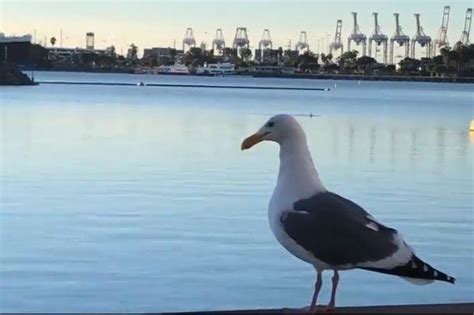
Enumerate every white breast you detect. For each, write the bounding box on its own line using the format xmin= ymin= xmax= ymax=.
xmin=266 ymin=129 xmax=330 ymax=271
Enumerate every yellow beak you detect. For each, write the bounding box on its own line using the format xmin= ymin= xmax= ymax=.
xmin=241 ymin=133 xmax=264 ymax=150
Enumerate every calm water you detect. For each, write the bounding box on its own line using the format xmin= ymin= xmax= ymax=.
xmin=1 ymin=72 xmax=473 ymax=312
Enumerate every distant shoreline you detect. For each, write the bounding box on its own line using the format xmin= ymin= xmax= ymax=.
xmin=21 ymin=67 xmax=474 ymax=84
xmin=249 ymin=72 xmax=474 ymax=84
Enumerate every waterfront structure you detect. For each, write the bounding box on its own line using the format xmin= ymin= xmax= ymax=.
xmin=257 ymin=29 xmax=273 ymax=61
xmin=212 ymin=29 xmax=225 ymax=55
xmin=389 ymin=13 xmax=410 ymax=64
xmin=433 ymin=6 xmax=450 ymax=56
xmin=233 ymin=27 xmax=249 ymax=50
xmin=4 ymin=5 xmax=473 ymax=69
xmin=410 ymin=14 xmax=432 ymax=59
xmin=329 ymin=20 xmax=344 ymax=56
xmin=460 ymin=8 xmax=472 ymax=45
xmin=259 ymin=29 xmax=272 ymax=50
xmin=86 ymin=32 xmax=94 ymax=50
xmin=182 ymin=28 xmax=196 ymax=52
xmin=368 ymin=13 xmax=388 ymax=64
xmin=347 ymin=12 xmax=367 ymax=56
xmin=295 ymin=31 xmax=309 ymax=54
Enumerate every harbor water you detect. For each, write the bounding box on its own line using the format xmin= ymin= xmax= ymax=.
xmin=1 ymin=72 xmax=473 ymax=312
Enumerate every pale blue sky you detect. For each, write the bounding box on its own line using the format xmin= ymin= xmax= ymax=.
xmin=1 ymin=0 xmax=472 ymax=56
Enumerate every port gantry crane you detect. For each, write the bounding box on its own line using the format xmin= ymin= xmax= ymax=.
xmin=182 ymin=28 xmax=196 ymax=51
xmin=295 ymin=31 xmax=309 ymax=54
xmin=369 ymin=12 xmax=388 ymax=64
xmin=460 ymin=8 xmax=472 ymax=45
xmin=389 ymin=13 xmax=410 ymax=64
xmin=329 ymin=20 xmax=344 ymax=56
xmin=433 ymin=6 xmax=450 ymax=56
xmin=259 ymin=29 xmax=273 ymax=50
xmin=233 ymin=27 xmax=249 ymax=51
xmin=347 ymin=12 xmax=367 ymax=56
xmin=258 ymin=29 xmax=273 ymax=61
xmin=410 ymin=13 xmax=432 ymax=59
xmin=212 ymin=29 xmax=225 ymax=55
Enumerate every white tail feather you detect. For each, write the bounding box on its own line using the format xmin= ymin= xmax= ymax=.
xmin=400 ymin=276 xmax=434 ymax=285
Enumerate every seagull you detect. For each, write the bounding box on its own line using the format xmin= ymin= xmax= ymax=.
xmin=241 ymin=114 xmax=455 ymax=312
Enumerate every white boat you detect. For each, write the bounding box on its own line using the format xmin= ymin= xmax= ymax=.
xmin=196 ymin=63 xmax=236 ymax=76
xmin=156 ymin=64 xmax=189 ymax=75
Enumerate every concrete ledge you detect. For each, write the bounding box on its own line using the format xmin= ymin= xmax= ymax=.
xmin=156 ymin=303 xmax=474 ymax=314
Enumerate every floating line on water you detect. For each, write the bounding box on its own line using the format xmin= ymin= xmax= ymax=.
xmin=37 ymin=81 xmax=330 ymax=91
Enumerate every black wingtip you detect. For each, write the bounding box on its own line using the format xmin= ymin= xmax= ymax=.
xmin=360 ymin=255 xmax=456 ymax=285
xmin=409 ymin=255 xmax=456 ymax=284
xmin=446 ymin=275 xmax=456 ymax=284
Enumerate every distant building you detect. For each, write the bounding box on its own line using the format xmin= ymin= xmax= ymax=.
xmin=284 ymin=50 xmax=299 ymax=59
xmin=0 ymin=33 xmax=32 ymax=64
xmin=47 ymin=47 xmax=106 ymax=65
xmin=142 ymin=47 xmax=183 ymax=64
xmin=0 ymin=33 xmax=32 ymax=43
xmin=254 ymin=48 xmax=281 ymax=63
xmin=222 ymin=47 xmax=238 ymax=57
xmin=86 ymin=32 xmax=94 ymax=50
xmin=142 ymin=47 xmax=175 ymax=59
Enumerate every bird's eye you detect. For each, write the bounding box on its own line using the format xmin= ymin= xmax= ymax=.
xmin=267 ymin=122 xmax=275 ymax=128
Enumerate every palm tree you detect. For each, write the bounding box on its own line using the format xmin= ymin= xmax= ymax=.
xmin=240 ymin=48 xmax=252 ymax=62
xmin=50 ymin=37 xmax=56 ymax=47
xmin=128 ymin=44 xmax=138 ymax=60
xmin=277 ymin=47 xmax=283 ymax=61
xmin=439 ymin=46 xmax=450 ymax=57
xmin=320 ymin=53 xmax=327 ymax=65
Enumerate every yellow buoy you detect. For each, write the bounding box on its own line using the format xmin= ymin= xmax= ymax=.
xmin=470 ymin=120 xmax=474 ymax=144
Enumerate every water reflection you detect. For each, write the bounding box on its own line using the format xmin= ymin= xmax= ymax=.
xmin=410 ymin=129 xmax=418 ymax=163
xmin=348 ymin=125 xmax=355 ymax=155
xmin=369 ymin=127 xmax=376 ymax=165
xmin=437 ymin=127 xmax=446 ymax=167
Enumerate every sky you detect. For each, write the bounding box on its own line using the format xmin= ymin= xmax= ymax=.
xmin=1 ymin=0 xmax=472 ymax=57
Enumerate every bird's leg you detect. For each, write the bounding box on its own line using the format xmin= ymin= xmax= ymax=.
xmin=325 ymin=270 xmax=339 ymax=312
xmin=309 ymin=271 xmax=323 ymax=312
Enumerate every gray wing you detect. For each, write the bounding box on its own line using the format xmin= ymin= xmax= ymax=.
xmin=281 ymin=191 xmax=399 ymax=266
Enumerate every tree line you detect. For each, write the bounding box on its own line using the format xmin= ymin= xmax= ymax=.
xmin=27 ymin=42 xmax=474 ymax=77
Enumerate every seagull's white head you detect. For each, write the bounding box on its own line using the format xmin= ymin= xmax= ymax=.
xmin=241 ymin=114 xmax=306 ymax=150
